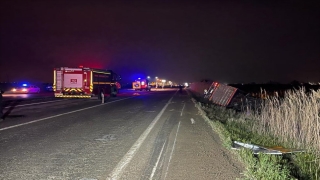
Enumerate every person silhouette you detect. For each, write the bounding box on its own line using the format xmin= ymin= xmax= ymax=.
xmin=179 ymin=85 xmax=183 ymax=93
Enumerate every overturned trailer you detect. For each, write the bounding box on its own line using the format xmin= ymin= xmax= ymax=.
xmin=203 ymin=82 xmax=261 ymax=111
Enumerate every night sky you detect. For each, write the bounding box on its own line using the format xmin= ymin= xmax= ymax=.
xmin=1 ymin=0 xmax=319 ymax=84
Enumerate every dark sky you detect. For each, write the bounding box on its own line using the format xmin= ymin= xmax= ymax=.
xmin=1 ymin=0 xmax=319 ymax=84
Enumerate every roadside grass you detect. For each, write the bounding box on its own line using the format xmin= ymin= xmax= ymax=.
xmin=192 ymin=88 xmax=320 ymax=180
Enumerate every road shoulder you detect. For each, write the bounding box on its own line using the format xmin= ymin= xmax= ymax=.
xmin=164 ymin=98 xmax=244 ymax=180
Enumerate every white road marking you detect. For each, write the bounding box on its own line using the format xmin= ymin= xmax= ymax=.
xmin=95 ymin=134 xmax=117 ymax=142
xmin=191 ymin=118 xmax=195 ymax=124
xmin=0 ymin=97 xmax=134 ymax=132
xmin=149 ymin=140 xmax=167 ymax=180
xmin=164 ymin=121 xmax=181 ymax=180
xmin=180 ymin=103 xmax=185 ymax=116
xmin=107 ymin=95 xmax=175 ymax=180
xmin=4 ymin=99 xmax=68 ymax=109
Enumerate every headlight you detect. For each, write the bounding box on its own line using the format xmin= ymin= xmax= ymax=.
xmin=12 ymin=88 xmax=16 ymax=92
xmin=22 ymin=88 xmax=27 ymax=92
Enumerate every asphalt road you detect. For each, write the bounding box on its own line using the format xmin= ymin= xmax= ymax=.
xmin=0 ymin=89 xmax=244 ymax=180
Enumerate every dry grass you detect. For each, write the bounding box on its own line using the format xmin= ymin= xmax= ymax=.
xmin=194 ymin=87 xmax=320 ymax=179
xmin=246 ymin=88 xmax=320 ymax=179
xmin=252 ymin=89 xmax=320 ymax=153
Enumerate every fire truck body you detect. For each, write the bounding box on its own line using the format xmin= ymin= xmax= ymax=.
xmin=53 ymin=67 xmax=121 ymax=98
xmin=132 ymin=79 xmax=151 ymax=91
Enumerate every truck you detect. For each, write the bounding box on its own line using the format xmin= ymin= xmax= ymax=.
xmin=53 ymin=67 xmax=121 ymax=98
xmin=132 ymin=78 xmax=151 ymax=91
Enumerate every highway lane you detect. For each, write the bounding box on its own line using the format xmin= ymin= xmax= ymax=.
xmin=0 ymin=89 xmax=175 ymax=179
xmin=0 ymin=89 xmax=143 ymax=117
xmin=0 ymin=89 xmax=149 ymax=129
xmin=0 ymin=89 xmax=243 ymax=180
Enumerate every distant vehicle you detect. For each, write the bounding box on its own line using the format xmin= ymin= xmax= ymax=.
xmin=132 ymin=78 xmax=151 ymax=91
xmin=45 ymin=84 xmax=54 ymax=91
xmin=53 ymin=67 xmax=121 ymax=98
xmin=11 ymin=84 xmax=40 ymax=93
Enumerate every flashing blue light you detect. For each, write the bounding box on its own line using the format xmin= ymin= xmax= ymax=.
xmin=22 ymin=84 xmax=28 ymax=86
xmin=138 ymin=78 xmax=141 ymax=79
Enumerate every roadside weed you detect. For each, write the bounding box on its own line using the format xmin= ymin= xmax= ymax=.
xmin=192 ymin=88 xmax=320 ymax=179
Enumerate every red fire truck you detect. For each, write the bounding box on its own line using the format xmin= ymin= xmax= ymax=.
xmin=53 ymin=67 xmax=121 ymax=98
xmin=132 ymin=78 xmax=151 ymax=91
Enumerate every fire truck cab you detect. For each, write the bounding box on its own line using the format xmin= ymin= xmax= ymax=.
xmin=132 ymin=78 xmax=151 ymax=91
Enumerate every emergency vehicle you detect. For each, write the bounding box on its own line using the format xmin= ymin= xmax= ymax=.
xmin=53 ymin=67 xmax=121 ymax=98
xmin=132 ymin=78 xmax=151 ymax=91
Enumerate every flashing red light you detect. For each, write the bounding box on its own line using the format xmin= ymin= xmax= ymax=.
xmin=79 ymin=65 xmax=84 ymax=68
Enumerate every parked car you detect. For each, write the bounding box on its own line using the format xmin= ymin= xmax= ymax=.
xmin=11 ymin=84 xmax=40 ymax=93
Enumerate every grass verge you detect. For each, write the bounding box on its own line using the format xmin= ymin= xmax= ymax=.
xmin=191 ymin=88 xmax=320 ymax=180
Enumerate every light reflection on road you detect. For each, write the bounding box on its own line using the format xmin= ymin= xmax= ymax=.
xmin=3 ymin=93 xmax=29 ymax=98
xmin=2 ymin=91 xmax=54 ymax=100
